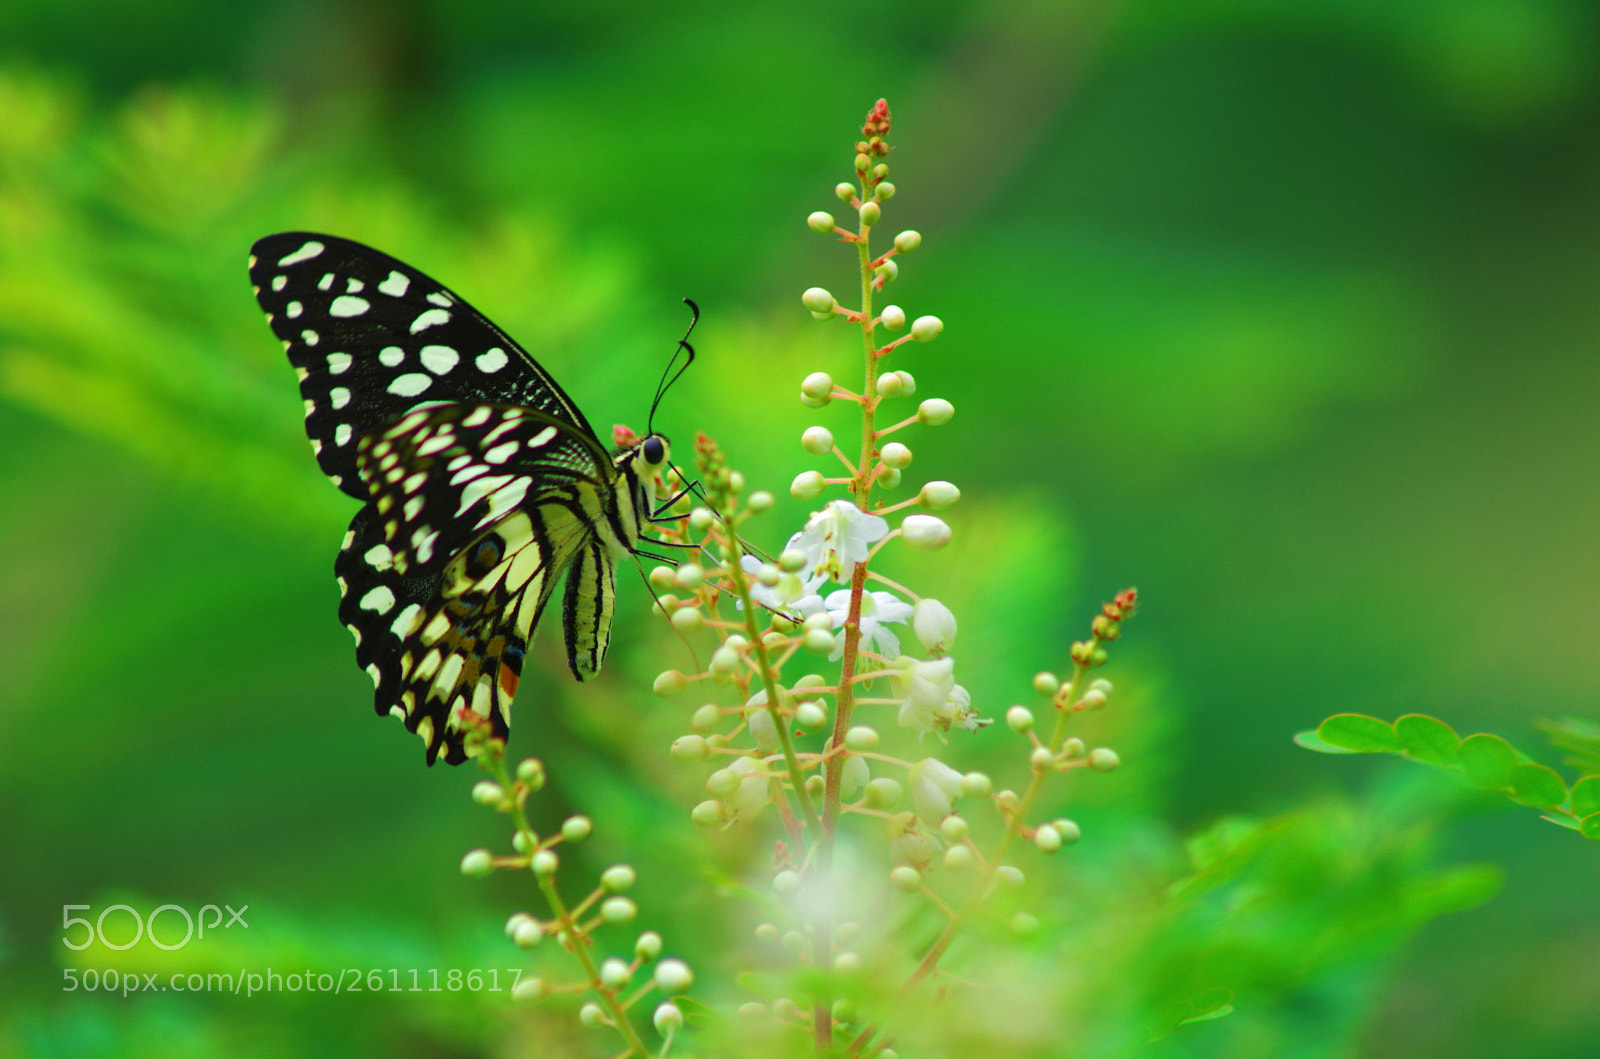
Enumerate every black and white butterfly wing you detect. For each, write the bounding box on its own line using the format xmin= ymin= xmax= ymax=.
xmin=249 ymin=233 xmax=667 ymax=765
xmin=339 ymin=403 xmax=620 ymax=764
xmin=248 ymin=232 xmax=600 ymax=501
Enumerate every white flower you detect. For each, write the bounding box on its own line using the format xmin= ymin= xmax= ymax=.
xmin=911 ymin=598 xmax=957 ymax=655
xmin=823 ymin=588 xmax=912 ymax=660
xmin=739 ymin=555 xmax=825 ymax=618
xmin=892 ymin=656 xmax=955 ymax=732
xmin=946 ymin=684 xmax=989 ymax=732
xmin=791 ymin=500 xmax=889 ymax=585
xmin=907 ymin=757 xmax=965 ymax=825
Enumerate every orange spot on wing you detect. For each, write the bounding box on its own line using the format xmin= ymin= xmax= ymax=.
xmin=499 ymin=666 xmax=519 ymax=699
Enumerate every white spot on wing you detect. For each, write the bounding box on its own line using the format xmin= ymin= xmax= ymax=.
xmin=330 ymin=386 xmax=351 ymax=409
xmin=528 ymin=425 xmax=559 ymax=448
xmin=330 ymin=295 xmax=371 ymax=317
xmin=461 ymin=407 xmax=493 ymax=428
xmin=317 ymin=274 xmax=334 ymax=291
xmin=426 ymin=291 xmax=454 ymax=307
xmin=271 ymin=275 xmax=287 ymax=291
xmin=388 ymin=373 xmax=433 ymax=398
xmin=475 ymin=347 xmax=509 ymax=373
xmin=359 ymin=585 xmax=397 ymax=614
xmin=379 ymin=346 xmax=404 ymax=367
xmin=409 ymin=308 xmax=451 ymax=333
xmin=364 ymin=543 xmax=395 ymax=571
xmin=301 ymin=329 xmax=320 ymax=346
xmin=346 ymin=277 xmax=365 ymax=293
xmin=420 ymin=345 xmax=459 ymax=374
xmin=277 ymin=240 xmax=324 ymax=267
xmin=286 ymin=301 xmax=303 ymax=318
xmin=335 ymin=423 xmax=354 ymax=446
xmin=378 ymin=270 xmax=410 ymax=297
xmin=484 ymin=440 xmax=520 ymax=464
xmin=391 ymin=603 xmax=423 ymax=638
xmin=327 ymin=352 xmax=352 ymax=374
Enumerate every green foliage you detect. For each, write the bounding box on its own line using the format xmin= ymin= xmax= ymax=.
xmin=1301 ymin=713 xmax=1600 ymax=840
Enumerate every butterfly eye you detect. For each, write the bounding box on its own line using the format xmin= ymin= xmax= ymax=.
xmin=642 ymin=436 xmax=667 ymax=466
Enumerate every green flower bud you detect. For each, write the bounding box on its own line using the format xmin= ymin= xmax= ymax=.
xmin=459 ymin=848 xmax=494 ymax=876
xmin=807 ymin=210 xmax=836 ymax=234
xmin=512 ymin=976 xmax=546 ymax=1001
xmin=961 ymin=771 xmax=993 ymax=797
xmin=673 ymin=562 xmax=704 ymax=588
xmin=801 ymin=287 xmax=836 ymax=315
xmin=800 ymin=370 xmax=834 ymax=404
xmin=706 ymin=768 xmax=741 ymax=798
xmin=531 ymin=850 xmax=558 ymax=877
xmin=795 ymin=701 xmax=828 ymax=729
xmin=1006 ymin=706 xmax=1034 ymax=733
xmin=859 ymin=201 xmax=881 ymax=227
xmin=669 ymin=606 xmax=704 ymax=634
xmin=940 ymin=815 xmax=970 ymax=842
xmin=901 ymin=514 xmax=951 ymax=551
xmin=894 ymin=230 xmax=921 ymax=253
xmin=881 ymin=442 xmax=912 ymax=469
xmin=876 ymin=371 xmax=906 ymax=399
xmin=653 ymin=1001 xmax=685 ymax=1036
xmin=802 ymin=425 xmax=834 ymax=454
xmin=772 ymin=869 xmax=800 ymax=896
xmin=1062 ymin=737 xmax=1086 ymax=760
xmin=845 ymin=725 xmax=879 ymax=751
xmin=747 ymin=490 xmax=774 ymax=513
xmin=635 ymin=931 xmax=664 ymax=960
xmin=1010 ymin=911 xmax=1040 ymax=937
xmin=833 ymin=950 xmax=863 ymax=974
xmin=854 ymin=153 xmax=871 ymax=173
xmin=653 ymin=670 xmax=689 ymax=696
xmin=471 ymin=780 xmax=504 ymax=806
xmin=910 ymin=315 xmax=943 ymax=342
xmin=996 ymin=865 xmax=1026 ymax=888
xmin=578 ymin=1002 xmax=606 ymax=1028
xmin=918 ymin=480 xmax=961 ymax=510
xmin=865 ymin=777 xmax=903 ymax=808
xmin=874 ymin=182 xmax=896 ymax=203
xmin=1032 ymin=671 xmax=1059 ymax=697
xmin=601 ymin=864 xmax=637 ymax=891
xmin=1053 ymin=818 xmax=1082 ymax=845
xmin=671 ymin=734 xmax=709 ymax=762
xmin=836 ymin=182 xmax=858 ymax=201
xmin=881 ymin=304 xmax=906 ymax=331
xmin=513 ymin=919 xmax=544 ymax=949
xmin=561 ymin=815 xmax=593 ymax=843
xmin=690 ymin=703 xmax=721 ymax=732
xmin=874 ymin=259 xmax=898 ymax=283
xmin=600 ymin=896 xmax=637 ymax=924
xmin=916 ymin=397 xmax=954 ymax=425
xmin=516 ymin=757 xmax=546 ymax=788
xmin=943 ymin=844 xmax=974 ymax=870
xmin=803 ymin=628 xmax=836 ymax=654
xmin=1089 ymin=748 xmax=1121 ymax=772
xmin=889 ymin=865 xmax=923 ymax=892
xmin=791 ymin=470 xmax=826 ymax=500
xmin=691 ymin=799 xmax=724 ymax=826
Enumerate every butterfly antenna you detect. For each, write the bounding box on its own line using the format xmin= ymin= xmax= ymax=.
xmin=648 ymin=298 xmax=699 ymax=436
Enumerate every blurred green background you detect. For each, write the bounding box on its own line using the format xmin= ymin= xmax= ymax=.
xmin=3 ymin=0 xmax=1598 ymax=1056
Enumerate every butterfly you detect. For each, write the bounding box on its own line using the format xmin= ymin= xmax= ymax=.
xmin=249 ymin=233 xmax=688 ymax=765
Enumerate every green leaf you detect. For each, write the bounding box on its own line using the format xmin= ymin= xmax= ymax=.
xmin=1317 ymin=713 xmax=1401 ymax=753
xmin=1294 ymin=729 xmax=1359 ymax=754
xmin=1509 ymin=763 xmax=1567 ymax=807
xmin=1580 ymin=813 xmax=1600 ymax=841
xmin=1459 ymin=733 xmax=1519 ymax=790
xmin=1182 ymin=987 xmax=1235 ymax=1023
xmin=1570 ymin=776 xmax=1600 ymax=817
xmin=1395 ymin=713 xmax=1461 ymax=766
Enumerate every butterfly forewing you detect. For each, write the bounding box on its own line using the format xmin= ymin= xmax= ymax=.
xmin=250 ymin=233 xmax=670 ymax=765
xmin=249 ymin=233 xmax=598 ymax=499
